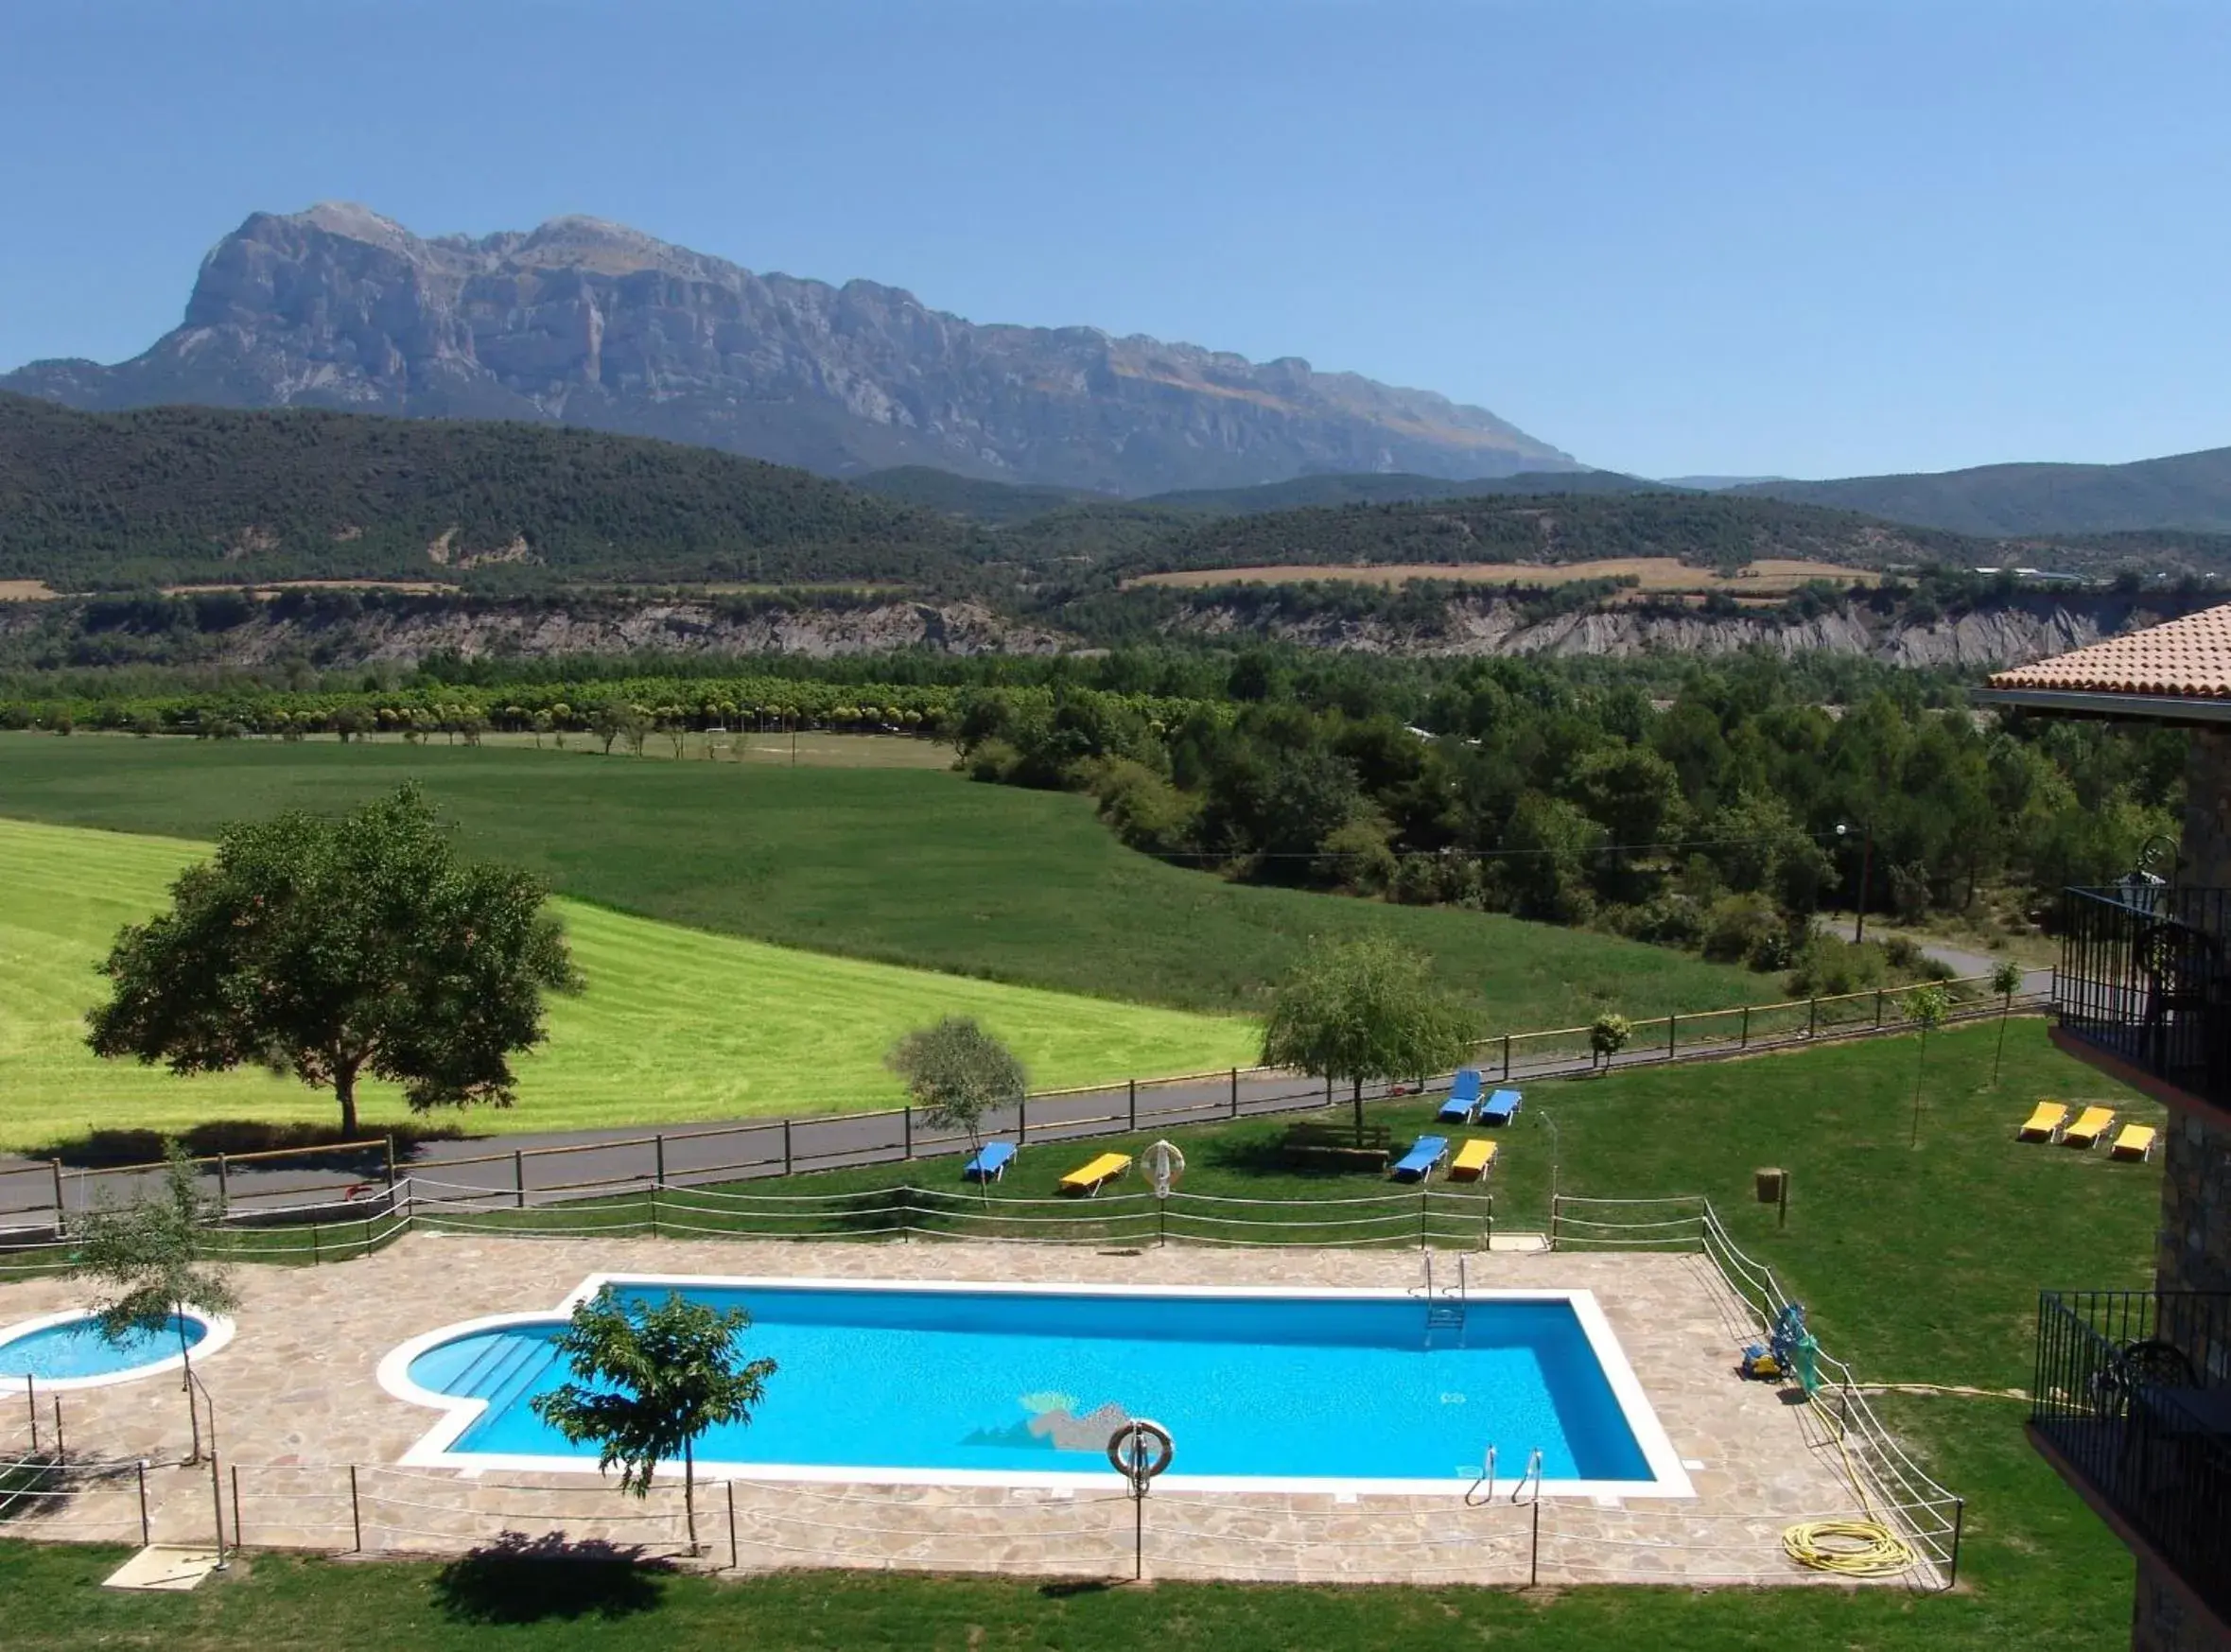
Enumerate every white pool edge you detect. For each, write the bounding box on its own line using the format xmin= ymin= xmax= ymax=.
xmin=376 ymin=1272 xmax=1696 ymax=1500
xmin=0 ymin=1305 xmax=236 ymax=1392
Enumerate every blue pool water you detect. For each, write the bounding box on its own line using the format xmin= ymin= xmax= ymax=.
xmin=406 ymin=1285 xmax=1656 ymax=1484
xmin=0 ymin=1313 xmax=205 ymax=1381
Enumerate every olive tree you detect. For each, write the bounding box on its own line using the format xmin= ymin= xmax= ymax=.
xmin=887 ymin=1017 xmax=1027 ymax=1199
xmin=532 ymin=1289 xmax=776 ymax=1554
xmin=72 ymin=1142 xmax=237 ymax=1464
xmin=1261 ymin=934 xmax=1476 ymax=1143
xmin=87 ymin=784 xmax=582 ymax=1137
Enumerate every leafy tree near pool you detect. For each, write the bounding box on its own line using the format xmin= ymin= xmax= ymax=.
xmin=886 ymin=1017 xmax=1028 ymax=1200
xmin=1260 ymin=934 xmax=1476 ymax=1143
xmin=84 ymin=783 xmax=583 ymax=1137
xmin=532 ymin=1289 xmax=776 ymax=1555
xmin=1902 ymin=982 xmax=1953 ymax=1147
xmin=1989 ymin=959 xmax=2026 ymax=1086
xmin=71 ymin=1141 xmax=237 ymax=1465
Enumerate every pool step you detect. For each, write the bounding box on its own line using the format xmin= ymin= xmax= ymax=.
xmin=451 ymin=1336 xmax=521 ymax=1396
xmin=1425 ymin=1304 xmax=1466 ymax=1330
xmin=480 ymin=1338 xmax=561 ymax=1414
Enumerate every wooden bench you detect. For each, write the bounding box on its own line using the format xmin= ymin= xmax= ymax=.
xmin=1281 ymin=1122 xmax=1392 ymax=1172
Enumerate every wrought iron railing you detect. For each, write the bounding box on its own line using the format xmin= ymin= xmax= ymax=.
xmin=2031 ymin=1290 xmax=2231 ymax=1618
xmin=2056 ymin=885 xmax=2231 ymax=1105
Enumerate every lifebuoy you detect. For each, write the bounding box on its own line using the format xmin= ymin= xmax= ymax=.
xmin=1106 ymin=1417 xmax=1175 ymax=1486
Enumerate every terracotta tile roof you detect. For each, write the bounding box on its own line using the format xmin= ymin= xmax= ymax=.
xmin=1988 ymin=604 xmax=2231 ymax=700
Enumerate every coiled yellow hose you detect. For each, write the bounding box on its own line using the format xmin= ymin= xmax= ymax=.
xmin=1780 ymin=1393 xmax=1918 ymax=1577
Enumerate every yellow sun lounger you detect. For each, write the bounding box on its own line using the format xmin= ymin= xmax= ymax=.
xmin=1059 ymin=1152 xmax=1131 ymax=1196
xmin=2064 ymin=1106 xmax=2117 ymax=1150
xmin=2018 ymin=1102 xmax=2068 ymax=1143
xmin=2110 ymin=1123 xmax=2158 ymax=1162
xmin=1450 ymin=1139 xmax=1499 ymax=1181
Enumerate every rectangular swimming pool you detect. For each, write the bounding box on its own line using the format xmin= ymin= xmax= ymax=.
xmin=381 ymin=1275 xmax=1692 ymax=1496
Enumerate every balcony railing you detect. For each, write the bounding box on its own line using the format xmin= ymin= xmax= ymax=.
xmin=2056 ymin=884 xmax=2231 ymax=1107
xmin=2031 ymin=1290 xmax=2231 ymax=1619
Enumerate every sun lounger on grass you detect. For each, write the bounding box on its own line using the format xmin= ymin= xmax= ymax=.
xmin=2018 ymin=1102 xmax=2068 ymax=1143
xmin=1479 ymin=1087 xmax=1523 ymax=1125
xmin=2110 ymin=1123 xmax=2158 ymax=1162
xmin=963 ymin=1140 xmax=1017 ymax=1181
xmin=1059 ymin=1152 xmax=1131 ymax=1196
xmin=2064 ymin=1106 xmax=2117 ymax=1149
xmin=1438 ymin=1069 xmax=1485 ymax=1123
xmin=1450 ymin=1139 xmax=1498 ymax=1181
xmin=1390 ymin=1135 xmax=1450 ymax=1182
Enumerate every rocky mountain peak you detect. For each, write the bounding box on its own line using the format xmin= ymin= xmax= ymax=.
xmin=2 ymin=204 xmax=1577 ymax=493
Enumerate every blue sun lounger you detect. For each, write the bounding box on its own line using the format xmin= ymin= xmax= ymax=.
xmin=1479 ymin=1088 xmax=1523 ymax=1125
xmin=1390 ymin=1135 xmax=1450 ymax=1182
xmin=963 ymin=1140 xmax=1017 ymax=1182
xmin=1436 ymin=1068 xmax=1486 ymax=1122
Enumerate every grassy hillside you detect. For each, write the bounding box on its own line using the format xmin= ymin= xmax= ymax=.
xmin=1137 ymin=467 xmax=1664 ymax=513
xmin=0 ymin=394 xmax=971 ymax=589
xmin=0 ymin=816 xmax=1257 ymax=1146
xmin=1744 ymin=443 xmax=2231 ymax=536
xmin=0 ymin=736 xmax=1761 ymax=1024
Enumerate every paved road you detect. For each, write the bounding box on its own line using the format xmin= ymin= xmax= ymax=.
xmin=0 ymin=983 xmax=2042 ymax=1238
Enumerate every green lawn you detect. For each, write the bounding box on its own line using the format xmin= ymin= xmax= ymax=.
xmin=0 ymin=817 xmax=1256 ymax=1150
xmin=0 ymin=733 xmax=1760 ymax=1023
xmin=0 ymin=1023 xmax=2154 ymax=1648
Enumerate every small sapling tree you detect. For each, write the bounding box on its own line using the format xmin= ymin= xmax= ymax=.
xmin=72 ymin=1141 xmax=237 ymax=1464
xmin=1261 ymin=934 xmax=1476 ymax=1144
xmin=887 ymin=1017 xmax=1027 ymax=1202
xmin=532 ymin=1289 xmax=776 ymax=1554
xmin=87 ymin=784 xmax=582 ymax=1137
xmin=1990 ymin=960 xmax=2026 ymax=1087
xmin=1903 ymin=982 xmax=1953 ymax=1147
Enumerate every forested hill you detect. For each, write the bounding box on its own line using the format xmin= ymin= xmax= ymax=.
xmin=0 ymin=395 xmax=972 ymax=588
xmin=1737 ymin=444 xmax=2231 ymax=536
xmin=1121 ymin=491 xmax=1978 ymax=577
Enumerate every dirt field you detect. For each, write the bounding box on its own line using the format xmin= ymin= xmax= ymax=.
xmin=1130 ymin=557 xmax=1881 ymax=593
xmin=161 ymin=579 xmax=462 ymax=597
xmin=0 ymin=580 xmax=61 ymax=600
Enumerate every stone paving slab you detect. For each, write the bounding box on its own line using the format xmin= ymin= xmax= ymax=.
xmin=0 ymin=1236 xmax=1943 ymax=1587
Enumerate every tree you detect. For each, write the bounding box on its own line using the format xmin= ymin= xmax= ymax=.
xmin=71 ymin=1141 xmax=237 ymax=1463
xmin=532 ymin=1288 xmax=776 ymax=1554
xmin=887 ymin=1017 xmax=1027 ymax=1200
xmin=1902 ymin=983 xmax=1953 ymax=1147
xmin=1989 ymin=959 xmax=2026 ymax=1086
xmin=1589 ymin=1012 xmax=1632 ymax=1069
xmin=1261 ymin=934 xmax=1476 ymax=1143
xmin=86 ymin=784 xmax=583 ymax=1137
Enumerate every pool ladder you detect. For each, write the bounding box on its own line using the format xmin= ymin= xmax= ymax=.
xmin=1422 ymin=1253 xmax=1469 ymax=1331
xmin=1465 ymin=1446 xmax=1543 ymax=1507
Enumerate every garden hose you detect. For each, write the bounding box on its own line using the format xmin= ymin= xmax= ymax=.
xmin=1779 ymin=1394 xmax=1918 ymax=1578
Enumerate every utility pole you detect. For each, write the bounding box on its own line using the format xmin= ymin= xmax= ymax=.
xmin=1840 ymin=820 xmax=1874 ymax=945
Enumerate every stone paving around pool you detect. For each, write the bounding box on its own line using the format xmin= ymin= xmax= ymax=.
xmin=0 ymin=1236 xmax=1939 ymax=1588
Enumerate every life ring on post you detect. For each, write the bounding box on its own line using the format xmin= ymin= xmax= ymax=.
xmin=1107 ymin=1418 xmax=1175 ymax=1489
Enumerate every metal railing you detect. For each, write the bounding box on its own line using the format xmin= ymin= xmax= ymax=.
xmin=2057 ymin=885 xmax=2231 ymax=1106
xmin=2031 ymin=1289 xmax=2231 ymax=1619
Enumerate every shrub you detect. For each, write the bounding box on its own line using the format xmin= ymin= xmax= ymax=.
xmin=1784 ymin=934 xmax=1888 ymax=997
xmin=1700 ymin=894 xmax=1779 ymax=965
xmin=1089 ymin=757 xmax=1202 ymax=857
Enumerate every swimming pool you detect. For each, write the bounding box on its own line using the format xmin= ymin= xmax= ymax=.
xmin=0 ymin=1307 xmax=234 ymax=1389
xmin=382 ymin=1276 xmax=1691 ymax=1497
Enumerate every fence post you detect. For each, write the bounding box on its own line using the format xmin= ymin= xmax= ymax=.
xmin=1666 ymin=1014 xmax=1677 ymax=1057
xmin=1127 ymin=1079 xmax=1137 ymax=1132
xmin=782 ymin=1120 xmax=793 ymax=1176
xmin=53 ymin=1395 xmax=63 ymax=1462
xmin=311 ymin=1225 xmax=321 ymax=1266
xmin=1740 ymin=1005 xmax=1750 ymax=1049
xmin=514 ymin=1151 xmax=526 ymax=1209
xmin=1808 ymin=997 xmax=1818 ymax=1038
xmin=1875 ymin=989 xmax=1886 ymax=1029
xmin=1419 ymin=1188 xmax=1428 ymax=1251
xmin=1530 ymin=1496 xmax=1541 ymax=1588
xmin=1947 ymin=1497 xmax=1965 ymax=1589
xmin=216 ymin=1154 xmax=229 ymax=1217
xmin=654 ymin=1134 xmax=667 ymax=1191
xmin=350 ymin=1465 xmax=362 ymax=1553
xmin=26 ymin=1374 xmax=36 ymax=1452
xmin=727 ymin=1478 xmax=739 ymax=1570
xmin=137 ymin=1460 xmax=150 ymax=1548
xmin=384 ymin=1135 xmax=397 ymax=1194
xmin=1549 ymin=1196 xmax=1560 ymax=1253
xmin=903 ymin=1105 xmax=913 ymax=1159
xmin=1503 ymin=1034 xmax=1511 ymax=1082
xmin=1019 ymin=1095 xmax=1028 ymax=1143
xmin=1229 ymin=1068 xmax=1239 ymax=1119
xmin=50 ymin=1159 xmax=64 ymax=1237
xmin=231 ymin=1465 xmax=242 ymax=1552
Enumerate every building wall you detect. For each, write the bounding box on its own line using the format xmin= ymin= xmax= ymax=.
xmin=2161 ymin=728 xmax=2231 ymax=1302
xmin=2186 ymin=727 xmax=2231 ymax=889
xmin=2135 ymin=1558 xmax=2231 ymax=1652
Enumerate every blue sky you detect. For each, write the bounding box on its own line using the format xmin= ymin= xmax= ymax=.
xmin=1 ymin=0 xmax=2222 ymax=479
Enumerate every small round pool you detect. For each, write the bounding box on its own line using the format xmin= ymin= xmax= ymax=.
xmin=0 ymin=1308 xmax=235 ymax=1389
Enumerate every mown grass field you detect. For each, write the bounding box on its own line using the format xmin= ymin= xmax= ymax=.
xmin=0 ymin=1024 xmax=2156 ymax=1648
xmin=0 ymin=817 xmax=1257 ymax=1150
xmin=0 ymin=733 xmax=1762 ymax=1022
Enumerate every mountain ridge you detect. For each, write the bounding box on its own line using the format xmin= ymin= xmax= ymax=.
xmin=1737 ymin=446 xmax=2231 ymax=535
xmin=0 ymin=201 xmax=1577 ymax=495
